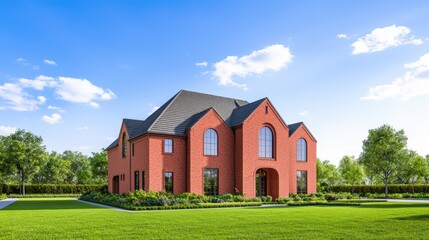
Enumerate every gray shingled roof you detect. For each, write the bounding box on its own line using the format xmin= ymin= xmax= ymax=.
xmin=288 ymin=122 xmax=303 ymax=137
xmin=107 ymin=90 xmax=298 ymax=149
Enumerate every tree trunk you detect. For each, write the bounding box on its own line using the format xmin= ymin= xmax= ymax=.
xmin=384 ymin=182 xmax=388 ymax=198
xmin=21 ymin=170 xmax=25 ymax=196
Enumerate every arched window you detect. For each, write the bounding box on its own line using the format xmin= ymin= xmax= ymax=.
xmin=122 ymin=132 xmax=127 ymax=158
xmin=297 ymin=138 xmax=307 ymax=162
xmin=259 ymin=126 xmax=273 ymax=158
xmin=204 ymin=129 xmax=218 ymax=156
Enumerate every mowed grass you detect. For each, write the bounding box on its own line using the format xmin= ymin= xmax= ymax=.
xmin=1 ymin=199 xmax=429 ymax=239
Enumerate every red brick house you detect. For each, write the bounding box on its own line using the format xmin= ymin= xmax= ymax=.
xmin=107 ymin=90 xmax=316 ymax=199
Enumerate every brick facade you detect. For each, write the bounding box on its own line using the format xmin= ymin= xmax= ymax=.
xmin=108 ymin=93 xmax=316 ymax=199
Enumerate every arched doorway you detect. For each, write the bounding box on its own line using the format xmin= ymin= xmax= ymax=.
xmin=113 ymin=175 xmax=120 ymax=194
xmin=256 ymin=169 xmax=267 ymax=197
xmin=255 ymin=168 xmax=279 ymax=199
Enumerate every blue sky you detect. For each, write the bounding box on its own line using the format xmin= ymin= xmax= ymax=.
xmin=1 ymin=1 xmax=429 ymax=164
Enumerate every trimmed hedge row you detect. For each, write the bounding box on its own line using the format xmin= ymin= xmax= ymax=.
xmin=8 ymin=194 xmax=81 ymax=198
xmin=287 ymin=201 xmax=361 ymax=206
xmin=0 ymin=194 xmax=6 ymax=200
xmin=331 ymin=184 xmax=429 ymax=194
xmin=79 ymin=198 xmax=262 ymax=211
xmin=0 ymin=184 xmax=106 ymax=194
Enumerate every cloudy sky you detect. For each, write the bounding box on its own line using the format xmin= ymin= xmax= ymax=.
xmin=1 ymin=1 xmax=428 ymax=164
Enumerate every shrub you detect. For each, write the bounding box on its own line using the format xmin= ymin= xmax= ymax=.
xmin=276 ymin=197 xmax=291 ymax=204
xmin=0 ymin=184 xmax=106 ymax=194
xmin=331 ymin=184 xmax=429 ymax=194
xmin=0 ymin=194 xmax=7 ymax=200
xmin=8 ymin=194 xmax=81 ymax=198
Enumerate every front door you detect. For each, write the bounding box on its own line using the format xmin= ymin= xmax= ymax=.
xmin=113 ymin=175 xmax=120 ymax=194
xmin=256 ymin=169 xmax=267 ymax=197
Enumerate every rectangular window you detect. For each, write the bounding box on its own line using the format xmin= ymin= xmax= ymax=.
xmin=132 ymin=143 xmax=135 ymax=156
xmin=204 ymin=168 xmax=219 ymax=195
xmin=265 ymin=106 xmax=268 ymax=114
xmin=297 ymin=171 xmax=308 ymax=194
xmin=141 ymin=171 xmax=145 ymax=191
xmin=164 ymin=172 xmax=173 ymax=194
xmin=164 ymin=139 xmax=173 ymax=153
xmin=134 ymin=171 xmax=139 ymax=191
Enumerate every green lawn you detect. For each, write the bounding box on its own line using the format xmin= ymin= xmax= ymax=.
xmin=1 ymin=198 xmax=429 ymax=239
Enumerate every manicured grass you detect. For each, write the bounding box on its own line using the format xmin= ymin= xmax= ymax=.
xmin=1 ymin=198 xmax=429 ymax=239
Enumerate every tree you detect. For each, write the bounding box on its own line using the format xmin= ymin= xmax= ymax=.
xmin=425 ymin=155 xmax=429 ymax=184
xmin=402 ymin=153 xmax=429 ymax=193
xmin=0 ymin=129 xmax=45 ymax=195
xmin=89 ymin=149 xmax=108 ymax=184
xmin=359 ymin=124 xmax=408 ymax=197
xmin=338 ymin=155 xmax=364 ymax=192
xmin=32 ymin=152 xmax=70 ymax=184
xmin=316 ymin=158 xmax=340 ymax=192
xmin=62 ymin=150 xmax=92 ymax=184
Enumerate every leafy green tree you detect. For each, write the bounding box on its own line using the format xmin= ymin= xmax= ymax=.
xmin=62 ymin=150 xmax=92 ymax=184
xmin=359 ymin=124 xmax=408 ymax=197
xmin=338 ymin=155 xmax=364 ymax=192
xmin=403 ymin=153 xmax=429 ymax=193
xmin=89 ymin=149 xmax=108 ymax=184
xmin=32 ymin=152 xmax=70 ymax=184
xmin=0 ymin=129 xmax=45 ymax=195
xmin=316 ymin=158 xmax=340 ymax=192
xmin=425 ymin=155 xmax=429 ymax=184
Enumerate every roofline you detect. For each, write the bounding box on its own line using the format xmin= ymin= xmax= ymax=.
xmin=230 ymin=98 xmax=266 ymax=128
xmin=186 ymin=107 xmax=234 ymax=135
xmin=240 ymin=98 xmax=288 ymax=130
xmin=180 ymin=89 xmax=249 ymax=104
xmin=147 ymin=90 xmax=184 ymax=133
xmin=290 ymin=122 xmax=317 ymax=142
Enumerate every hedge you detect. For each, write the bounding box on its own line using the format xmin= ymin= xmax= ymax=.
xmin=0 ymin=194 xmax=6 ymax=200
xmin=8 ymin=194 xmax=82 ymax=198
xmin=0 ymin=184 xmax=106 ymax=194
xmin=287 ymin=201 xmax=361 ymax=206
xmin=331 ymin=184 xmax=429 ymax=194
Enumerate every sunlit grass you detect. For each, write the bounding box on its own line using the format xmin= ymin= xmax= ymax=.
xmin=1 ymin=198 xmax=429 ymax=239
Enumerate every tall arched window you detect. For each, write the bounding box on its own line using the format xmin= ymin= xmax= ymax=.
xmin=122 ymin=132 xmax=127 ymax=158
xmin=259 ymin=126 xmax=273 ymax=158
xmin=204 ymin=129 xmax=218 ymax=156
xmin=297 ymin=138 xmax=307 ymax=162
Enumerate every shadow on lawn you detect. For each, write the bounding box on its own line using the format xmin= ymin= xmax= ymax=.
xmin=394 ymin=214 xmax=429 ymax=221
xmin=2 ymin=199 xmax=102 ymax=211
xmin=360 ymin=203 xmax=429 ymax=209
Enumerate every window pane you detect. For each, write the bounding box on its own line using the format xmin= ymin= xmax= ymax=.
xmin=134 ymin=171 xmax=139 ymax=191
xmin=204 ymin=168 xmax=219 ymax=195
xmin=259 ymin=127 xmax=273 ymax=158
xmin=164 ymin=172 xmax=173 ymax=194
xmin=204 ymin=129 xmax=218 ymax=156
xmin=297 ymin=138 xmax=307 ymax=162
xmin=141 ymin=171 xmax=145 ymax=191
xmin=297 ymin=171 xmax=307 ymax=194
xmin=164 ymin=139 xmax=173 ymax=153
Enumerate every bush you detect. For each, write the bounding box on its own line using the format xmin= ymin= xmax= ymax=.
xmin=0 ymin=184 xmax=106 ymax=194
xmin=8 ymin=194 xmax=81 ymax=198
xmin=331 ymin=184 xmax=429 ymax=194
xmin=276 ymin=197 xmax=291 ymax=204
xmin=0 ymin=194 xmax=6 ymax=200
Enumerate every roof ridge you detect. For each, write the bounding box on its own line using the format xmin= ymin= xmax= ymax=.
xmin=147 ymin=90 xmax=184 ymax=133
xmin=181 ymin=89 xmax=248 ymax=104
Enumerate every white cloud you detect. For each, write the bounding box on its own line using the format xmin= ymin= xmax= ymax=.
xmin=76 ymin=126 xmax=89 ymax=130
xmin=18 ymin=75 xmax=57 ymax=90
xmin=196 ymin=61 xmax=208 ymax=67
xmin=351 ymin=25 xmax=422 ymax=55
xmin=42 ymin=113 xmax=62 ymax=124
xmin=337 ymin=34 xmax=349 ymax=39
xmin=56 ymin=77 xmax=116 ymax=108
xmin=149 ymin=106 xmax=159 ymax=115
xmin=16 ymin=58 xmax=39 ymax=70
xmin=44 ymin=59 xmax=57 ymax=66
xmin=48 ymin=105 xmax=64 ymax=112
xmin=361 ymin=52 xmax=429 ymax=100
xmin=298 ymin=111 xmax=308 ymax=116
xmin=0 ymin=75 xmax=115 ymax=111
xmin=213 ymin=44 xmax=293 ymax=90
xmin=0 ymin=82 xmax=46 ymax=111
xmin=0 ymin=125 xmax=17 ymax=136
